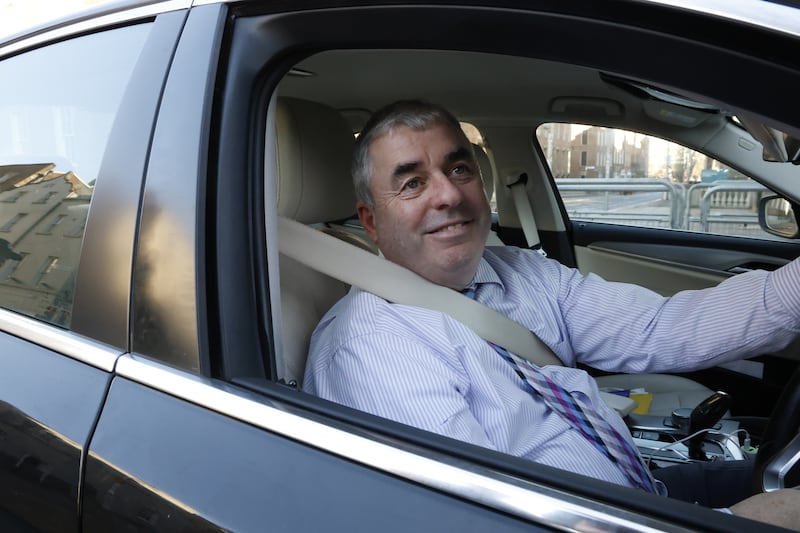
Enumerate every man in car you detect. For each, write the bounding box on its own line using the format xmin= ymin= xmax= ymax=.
xmin=303 ymin=100 xmax=800 ymax=527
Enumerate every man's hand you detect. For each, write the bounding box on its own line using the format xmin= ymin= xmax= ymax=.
xmin=730 ymin=489 xmax=800 ymax=530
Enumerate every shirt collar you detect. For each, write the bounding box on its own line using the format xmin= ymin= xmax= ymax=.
xmin=471 ymin=254 xmax=504 ymax=289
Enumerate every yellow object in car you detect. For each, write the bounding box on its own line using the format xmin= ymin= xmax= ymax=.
xmin=600 ymin=388 xmax=654 ymax=415
xmin=629 ymin=393 xmax=654 ymax=415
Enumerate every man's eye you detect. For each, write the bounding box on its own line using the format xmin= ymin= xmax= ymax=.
xmin=403 ymin=178 xmax=421 ymax=190
xmin=452 ymin=164 xmax=471 ymax=176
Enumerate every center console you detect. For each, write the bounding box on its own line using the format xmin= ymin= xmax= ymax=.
xmin=628 ymin=412 xmax=746 ymax=466
xmin=626 ymin=391 xmax=749 ymax=467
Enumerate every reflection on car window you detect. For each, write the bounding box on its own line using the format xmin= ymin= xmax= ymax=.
xmin=0 ymin=24 xmax=150 ymax=327
xmin=536 ymin=123 xmax=778 ymax=240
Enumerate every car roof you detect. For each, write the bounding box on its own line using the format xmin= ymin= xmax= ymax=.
xmin=280 ymin=49 xmax=727 ymax=139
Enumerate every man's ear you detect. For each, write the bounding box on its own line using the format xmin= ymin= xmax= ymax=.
xmin=357 ymin=201 xmax=378 ymax=244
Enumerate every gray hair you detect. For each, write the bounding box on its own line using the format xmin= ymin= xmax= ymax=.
xmin=353 ymin=100 xmax=473 ymax=208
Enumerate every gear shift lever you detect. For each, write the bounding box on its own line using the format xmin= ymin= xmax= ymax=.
xmin=687 ymin=391 xmax=731 ymax=460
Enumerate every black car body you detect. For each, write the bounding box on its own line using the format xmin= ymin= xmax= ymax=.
xmin=2 ymin=0 xmax=800 ymax=531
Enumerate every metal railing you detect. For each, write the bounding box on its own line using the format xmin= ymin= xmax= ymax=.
xmin=554 ymin=178 xmax=769 ymax=235
xmin=555 ymin=178 xmax=685 ymax=229
xmin=689 ymin=180 xmax=767 ymax=231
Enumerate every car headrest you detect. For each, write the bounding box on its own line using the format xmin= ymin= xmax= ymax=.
xmin=275 ymin=97 xmax=357 ymax=223
xmin=473 ymin=143 xmax=494 ymax=202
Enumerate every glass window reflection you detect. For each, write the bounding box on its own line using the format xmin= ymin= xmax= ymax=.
xmin=0 ymin=24 xmax=150 ymax=327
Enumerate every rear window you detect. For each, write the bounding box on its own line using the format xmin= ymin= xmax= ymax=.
xmin=0 ymin=24 xmax=150 ymax=327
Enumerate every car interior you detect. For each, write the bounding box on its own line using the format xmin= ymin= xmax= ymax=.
xmin=266 ymin=47 xmax=800 ymax=490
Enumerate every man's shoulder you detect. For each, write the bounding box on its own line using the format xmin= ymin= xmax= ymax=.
xmin=483 ymin=244 xmax=555 ymax=275
xmin=318 ymin=287 xmax=388 ymax=331
xmin=485 ymin=243 xmax=545 ymax=260
xmin=314 ymin=287 xmax=442 ymax=343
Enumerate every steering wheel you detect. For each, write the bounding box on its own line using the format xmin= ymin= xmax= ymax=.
xmin=753 ymin=364 xmax=800 ymax=492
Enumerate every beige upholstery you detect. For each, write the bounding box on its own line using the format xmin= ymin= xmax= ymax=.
xmin=276 ymin=97 xmax=356 ymax=386
xmin=473 ymin=144 xmax=504 ymax=246
xmin=473 ymin=143 xmax=495 ymax=202
xmin=276 ymin=97 xmax=358 ymax=224
xmin=595 ymin=374 xmax=720 ymax=417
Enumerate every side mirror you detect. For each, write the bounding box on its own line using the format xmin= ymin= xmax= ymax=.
xmin=758 ymin=195 xmax=800 ymax=239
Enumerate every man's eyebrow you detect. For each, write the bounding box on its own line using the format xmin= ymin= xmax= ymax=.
xmin=392 ymin=161 xmax=420 ymax=179
xmin=390 ymin=146 xmax=473 ymax=182
xmin=447 ymin=146 xmax=474 ymax=163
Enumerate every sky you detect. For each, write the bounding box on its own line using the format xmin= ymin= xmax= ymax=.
xmin=1 ymin=0 xmax=111 ymax=40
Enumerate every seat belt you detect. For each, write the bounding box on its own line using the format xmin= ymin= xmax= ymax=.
xmin=506 ymin=172 xmax=546 ymax=256
xmin=278 ymin=216 xmax=636 ymax=416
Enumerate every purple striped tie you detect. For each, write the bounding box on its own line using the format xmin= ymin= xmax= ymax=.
xmin=462 ymin=285 xmax=657 ymax=493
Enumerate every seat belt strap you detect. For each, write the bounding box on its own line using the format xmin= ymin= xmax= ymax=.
xmin=277 ymin=216 xmax=635 ymax=416
xmin=507 ymin=172 xmax=545 ymax=256
xmin=278 ymin=216 xmax=560 ymax=366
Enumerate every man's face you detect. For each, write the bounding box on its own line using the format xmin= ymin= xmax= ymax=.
xmin=357 ymin=123 xmax=491 ymax=289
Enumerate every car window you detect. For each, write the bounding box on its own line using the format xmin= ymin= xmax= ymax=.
xmin=536 ymin=123 xmax=779 ymax=240
xmin=0 ymin=24 xmax=150 ymax=328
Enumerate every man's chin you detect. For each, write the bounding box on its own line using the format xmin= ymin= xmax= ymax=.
xmin=427 ymin=251 xmax=483 ymax=288
xmin=382 ymin=239 xmax=485 ymax=288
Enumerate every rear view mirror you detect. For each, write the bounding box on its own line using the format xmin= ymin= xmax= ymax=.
xmin=759 ymin=195 xmax=800 ymax=239
xmin=737 ymin=114 xmax=800 ymax=164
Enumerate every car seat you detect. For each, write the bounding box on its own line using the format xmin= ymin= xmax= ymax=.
xmin=274 ymin=97 xmax=357 ymax=385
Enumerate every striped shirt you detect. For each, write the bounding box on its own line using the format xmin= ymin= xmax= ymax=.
xmin=304 ymin=246 xmax=800 ymax=489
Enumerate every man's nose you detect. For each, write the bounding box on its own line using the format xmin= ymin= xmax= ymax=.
xmin=429 ymin=172 xmax=463 ymax=209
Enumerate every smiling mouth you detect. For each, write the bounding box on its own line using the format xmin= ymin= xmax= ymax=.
xmin=428 ymin=220 xmax=472 ymax=235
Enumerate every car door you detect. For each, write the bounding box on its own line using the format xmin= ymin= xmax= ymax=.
xmin=0 ymin=5 xmax=182 ymax=532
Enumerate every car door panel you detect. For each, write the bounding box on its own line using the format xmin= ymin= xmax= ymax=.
xmin=575 ymin=244 xmax=730 ymax=295
xmin=571 ymin=221 xmax=800 ymax=296
xmin=0 ymin=329 xmax=111 ymax=533
xmin=83 ymin=368 xmax=544 ymax=532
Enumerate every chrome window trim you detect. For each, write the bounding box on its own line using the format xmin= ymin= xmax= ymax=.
xmin=0 ymin=308 xmax=121 ymax=371
xmin=642 ymin=0 xmax=800 ymax=39
xmin=190 ymin=0 xmax=800 ymax=40
xmin=117 ymin=354 xmax=691 ymax=532
xmin=0 ymin=0 xmax=191 ymax=57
